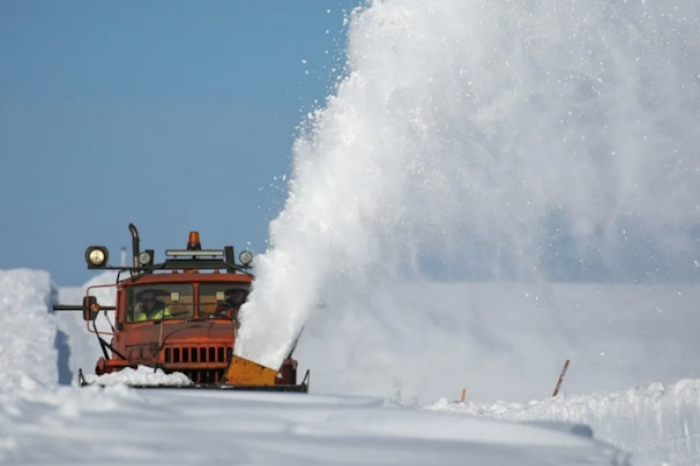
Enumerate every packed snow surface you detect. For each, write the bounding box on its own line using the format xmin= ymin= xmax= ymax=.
xmin=0 ymin=382 xmax=630 ymax=466
xmin=235 ymin=0 xmax=700 ymax=373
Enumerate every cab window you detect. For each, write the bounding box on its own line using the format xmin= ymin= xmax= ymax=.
xmin=198 ymin=283 xmax=250 ymax=320
xmin=126 ymin=284 xmax=194 ymax=322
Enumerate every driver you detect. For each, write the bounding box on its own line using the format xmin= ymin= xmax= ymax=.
xmin=212 ymin=288 xmax=248 ymax=325
xmin=130 ymin=291 xmax=173 ymax=322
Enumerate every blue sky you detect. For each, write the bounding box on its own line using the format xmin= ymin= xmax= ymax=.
xmin=0 ymin=0 xmax=363 ymax=286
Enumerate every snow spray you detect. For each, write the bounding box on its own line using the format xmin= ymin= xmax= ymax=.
xmin=234 ymin=1 xmax=700 ymax=401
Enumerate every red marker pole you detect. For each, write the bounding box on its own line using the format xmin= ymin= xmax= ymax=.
xmin=552 ymin=359 xmax=570 ymax=397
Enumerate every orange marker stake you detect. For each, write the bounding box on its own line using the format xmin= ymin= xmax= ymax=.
xmin=552 ymin=359 xmax=570 ymax=397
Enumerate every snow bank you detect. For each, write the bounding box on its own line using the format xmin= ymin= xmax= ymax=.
xmin=0 ymin=386 xmax=630 ymax=465
xmin=425 ymin=378 xmax=700 ymax=466
xmin=0 ymin=269 xmax=57 ymax=391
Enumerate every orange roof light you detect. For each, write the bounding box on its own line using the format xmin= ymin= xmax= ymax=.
xmin=187 ymin=231 xmax=202 ymax=250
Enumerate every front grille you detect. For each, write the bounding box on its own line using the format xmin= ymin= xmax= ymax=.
xmin=164 ymin=345 xmax=232 ymax=364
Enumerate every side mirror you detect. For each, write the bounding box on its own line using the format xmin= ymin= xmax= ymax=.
xmin=82 ymin=295 xmax=99 ymax=321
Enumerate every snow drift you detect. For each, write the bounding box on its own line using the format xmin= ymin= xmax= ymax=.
xmin=426 ymin=378 xmax=700 ymax=466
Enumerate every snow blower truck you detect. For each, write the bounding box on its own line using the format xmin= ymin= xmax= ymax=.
xmin=53 ymin=223 xmax=309 ymax=392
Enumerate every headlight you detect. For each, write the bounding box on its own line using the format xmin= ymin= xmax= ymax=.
xmin=85 ymin=246 xmax=109 ymax=267
xmin=139 ymin=251 xmax=152 ymax=265
xmin=239 ymin=250 xmax=253 ymax=265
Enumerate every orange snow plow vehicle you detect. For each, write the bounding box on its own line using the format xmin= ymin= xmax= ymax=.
xmin=53 ymin=223 xmax=309 ymax=392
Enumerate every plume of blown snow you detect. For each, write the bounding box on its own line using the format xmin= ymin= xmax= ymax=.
xmin=235 ymin=0 xmax=700 ymax=372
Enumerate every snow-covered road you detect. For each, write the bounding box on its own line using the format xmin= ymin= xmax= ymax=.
xmin=0 ymin=381 xmax=629 ymax=466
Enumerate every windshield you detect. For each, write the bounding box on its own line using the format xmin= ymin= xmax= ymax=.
xmin=126 ymin=284 xmax=194 ymax=322
xmin=199 ymin=283 xmax=251 ymax=320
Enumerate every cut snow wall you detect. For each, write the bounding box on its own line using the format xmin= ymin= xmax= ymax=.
xmin=0 ymin=269 xmax=58 ymax=391
xmin=426 ymin=379 xmax=700 ymax=466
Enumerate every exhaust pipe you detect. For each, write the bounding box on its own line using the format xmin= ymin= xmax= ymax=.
xmin=128 ymin=223 xmax=140 ymax=270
